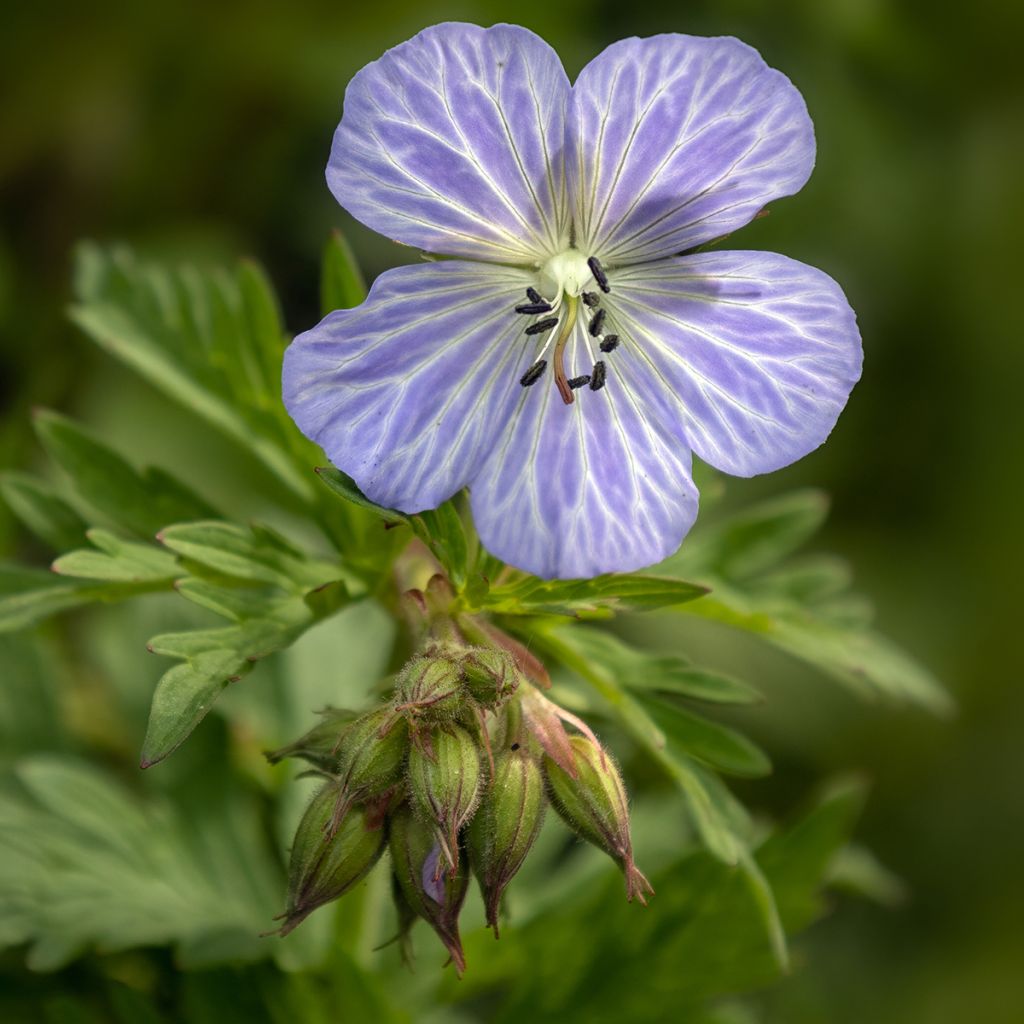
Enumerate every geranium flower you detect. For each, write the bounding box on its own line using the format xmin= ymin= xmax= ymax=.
xmin=283 ymin=24 xmax=862 ymax=579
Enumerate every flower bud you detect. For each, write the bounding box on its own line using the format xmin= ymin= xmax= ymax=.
xmin=461 ymin=647 xmax=519 ymax=709
xmin=467 ymin=745 xmax=546 ymax=934
xmin=543 ymin=736 xmax=653 ymax=904
xmin=264 ymin=707 xmax=358 ymax=772
xmin=389 ymin=803 xmax=469 ymax=974
xmin=408 ymin=724 xmax=482 ymax=875
xmin=331 ymin=705 xmax=408 ymax=831
xmin=277 ymin=782 xmax=387 ymax=935
xmin=394 ymin=654 xmax=465 ymax=724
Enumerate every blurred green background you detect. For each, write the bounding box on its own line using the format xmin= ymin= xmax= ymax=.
xmin=2 ymin=1 xmax=1022 ymax=1021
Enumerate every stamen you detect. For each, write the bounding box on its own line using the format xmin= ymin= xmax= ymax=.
xmin=590 ymin=361 xmax=606 ymax=391
xmin=587 ymin=256 xmax=611 ymax=293
xmin=588 ymin=309 xmax=606 ymax=337
xmin=525 ymin=317 xmax=559 ymax=336
xmin=515 ymin=302 xmax=554 ymax=314
xmin=526 ymin=287 xmax=543 ymax=304
xmin=581 ymin=291 xmax=600 ymax=308
xmin=520 ymin=360 xmax=547 ymax=387
xmin=600 ymin=335 xmax=619 ymax=353
xmin=568 ymin=375 xmax=591 ymax=390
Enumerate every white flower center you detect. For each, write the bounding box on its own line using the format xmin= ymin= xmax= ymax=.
xmin=538 ymin=250 xmax=595 ymax=299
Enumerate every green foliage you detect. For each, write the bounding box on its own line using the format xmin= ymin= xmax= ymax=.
xmin=0 ymin=754 xmax=282 ymax=970
xmin=0 ymin=240 xmax=947 ymax=1019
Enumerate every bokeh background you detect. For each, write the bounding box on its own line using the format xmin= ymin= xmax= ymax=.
xmin=2 ymin=1 xmax=1022 ymax=1020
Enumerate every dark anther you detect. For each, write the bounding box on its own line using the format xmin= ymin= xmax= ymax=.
xmin=515 ymin=302 xmax=554 ymax=314
xmin=510 ymin=742 xmax=520 ymax=751
xmin=568 ymin=374 xmax=591 ymax=390
xmin=526 ymin=287 xmax=543 ymax=304
xmin=582 ymin=291 xmax=600 ymax=308
xmin=600 ymin=334 xmax=619 ymax=353
xmin=525 ymin=317 xmax=559 ymax=335
xmin=520 ymin=360 xmax=547 ymax=386
xmin=587 ymin=256 xmax=611 ymax=293
xmin=588 ymin=309 xmax=606 ymax=337
xmin=590 ymin=360 xmax=607 ymax=390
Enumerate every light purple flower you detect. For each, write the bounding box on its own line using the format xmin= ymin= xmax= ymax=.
xmin=283 ymin=24 xmax=862 ymax=579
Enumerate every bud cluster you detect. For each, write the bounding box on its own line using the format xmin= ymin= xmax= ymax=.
xmin=268 ymin=636 xmax=650 ymax=973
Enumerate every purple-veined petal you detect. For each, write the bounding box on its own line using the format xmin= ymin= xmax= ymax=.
xmin=283 ymin=261 xmax=536 ymax=511
xmin=570 ymin=35 xmax=814 ymax=264
xmin=605 ymin=251 xmax=862 ymax=477
xmin=470 ymin=321 xmax=699 ymax=579
xmin=328 ymin=23 xmax=571 ymax=264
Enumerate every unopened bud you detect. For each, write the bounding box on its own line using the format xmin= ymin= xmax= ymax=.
xmin=389 ymin=803 xmax=469 ymax=974
xmin=543 ymin=736 xmax=653 ymax=904
xmin=394 ymin=654 xmax=465 ymax=724
xmin=461 ymin=647 xmax=519 ymax=709
xmin=264 ymin=707 xmax=358 ymax=771
xmin=331 ymin=706 xmax=408 ymax=831
xmin=408 ymin=724 xmax=482 ymax=876
xmin=467 ymin=745 xmax=546 ymax=934
xmin=277 ymin=782 xmax=387 ymax=935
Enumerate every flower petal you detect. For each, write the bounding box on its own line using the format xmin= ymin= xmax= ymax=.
xmin=282 ymin=261 xmax=535 ymax=511
xmin=328 ymin=23 xmax=571 ymax=264
xmin=570 ymin=35 xmax=814 ymax=263
xmin=470 ymin=322 xmax=699 ymax=579
xmin=606 ymin=251 xmax=862 ymax=477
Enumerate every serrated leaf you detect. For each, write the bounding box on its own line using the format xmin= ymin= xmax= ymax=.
xmin=141 ymin=589 xmax=351 ymax=766
xmin=53 ymin=530 xmax=180 ymax=583
xmin=174 ymin=578 xmax=281 ymax=622
xmin=141 ymin=655 xmax=255 ymax=766
xmin=68 ymin=243 xmax=314 ymax=501
xmin=32 ymin=409 xmax=217 ymax=537
xmin=634 ymin=692 xmax=772 ymax=778
xmin=0 ymin=754 xmax=282 ymax=969
xmin=158 ymin=521 xmax=339 ymax=591
xmin=320 ymin=230 xmax=367 ymax=316
xmin=0 ymin=472 xmax=88 ymax=551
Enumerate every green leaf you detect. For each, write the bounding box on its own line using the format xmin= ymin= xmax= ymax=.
xmin=52 ymin=530 xmax=180 ymax=583
xmin=0 ymin=472 xmax=88 ymax=551
xmin=634 ymin=692 xmax=772 ymax=778
xmin=826 ymin=842 xmax=907 ymax=907
xmin=411 ymin=502 xmax=469 ymax=587
xmin=68 ymin=243 xmax=314 ymax=501
xmin=486 ymin=572 xmax=707 ymax=617
xmin=669 ymin=489 xmax=830 ymax=580
xmin=0 ymin=564 xmax=168 ymax=633
xmin=572 ymin=628 xmax=762 ymax=705
xmin=141 ymin=585 xmax=351 ymax=765
xmin=32 ymin=409 xmax=216 ymax=537
xmin=314 ymin=467 xmax=408 ymax=525
xmin=157 ymin=520 xmax=340 ymax=591
xmin=320 ymin=230 xmax=367 ymax=315
xmin=237 ymin=259 xmax=287 ymax=402
xmin=0 ymin=754 xmax=283 ymax=969
xmin=686 ymin=587 xmax=951 ymax=714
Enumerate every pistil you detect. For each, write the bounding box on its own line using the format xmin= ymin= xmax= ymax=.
xmin=552 ymin=294 xmax=579 ymax=405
